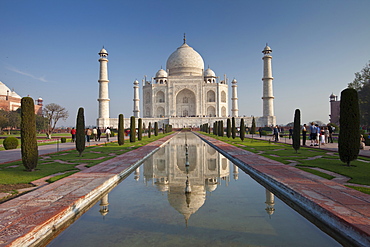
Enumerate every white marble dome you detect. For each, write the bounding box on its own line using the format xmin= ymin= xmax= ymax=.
xmin=155 ymin=68 xmax=168 ymax=78
xmin=204 ymin=67 xmax=216 ymax=77
xmin=166 ymin=42 xmax=204 ymax=76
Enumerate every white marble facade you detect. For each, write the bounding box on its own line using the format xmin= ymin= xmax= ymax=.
xmin=97 ymin=40 xmax=276 ymax=129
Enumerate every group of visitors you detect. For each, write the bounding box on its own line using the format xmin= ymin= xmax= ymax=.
xmin=307 ymin=123 xmax=334 ymax=146
xmin=271 ymin=123 xmax=335 ymax=146
xmin=70 ymin=127 xmax=111 ymax=142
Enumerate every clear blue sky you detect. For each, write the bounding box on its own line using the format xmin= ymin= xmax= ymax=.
xmin=1 ymin=0 xmax=369 ymax=127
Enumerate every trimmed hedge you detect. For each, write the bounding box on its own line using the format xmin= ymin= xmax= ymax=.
xmin=3 ymin=137 xmax=19 ymax=150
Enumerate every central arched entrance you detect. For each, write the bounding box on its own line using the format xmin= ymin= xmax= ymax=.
xmin=176 ymin=89 xmax=196 ymax=117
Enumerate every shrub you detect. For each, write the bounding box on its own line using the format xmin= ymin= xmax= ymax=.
xmin=21 ymin=97 xmax=38 ymax=171
xmin=118 ymin=114 xmax=124 ymax=145
xmin=339 ymin=88 xmax=360 ymax=166
xmin=3 ymin=137 xmax=18 ymax=150
xmin=110 ymin=131 xmax=115 ymax=137
xmin=76 ymin=107 xmax=85 ymax=157
xmin=154 ymin=122 xmax=158 ymax=136
xmin=240 ymin=118 xmax=245 ymax=141
xmin=293 ymin=109 xmax=301 ymax=153
xmin=60 ymin=137 xmax=66 ymax=143
xmin=130 ymin=116 xmax=136 ymax=142
xmin=148 ymin=122 xmax=152 ymax=138
xmin=232 ymin=117 xmax=236 ymax=139
xmin=138 ymin=118 xmax=143 ymax=140
xmin=227 ymin=118 xmax=231 ymax=138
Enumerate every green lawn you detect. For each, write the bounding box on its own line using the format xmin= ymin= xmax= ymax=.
xmin=201 ymin=133 xmax=370 ymax=194
xmin=0 ymin=133 xmax=172 ymax=186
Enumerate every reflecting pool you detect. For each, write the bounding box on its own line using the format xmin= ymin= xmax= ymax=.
xmin=48 ymin=132 xmax=340 ymax=246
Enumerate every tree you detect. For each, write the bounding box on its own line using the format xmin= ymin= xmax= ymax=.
xmin=213 ymin=121 xmax=218 ymax=136
xmin=231 ymin=117 xmax=236 ymax=139
xmin=348 ymin=60 xmax=370 ymax=91
xmin=148 ymin=122 xmax=152 ymax=138
xmin=154 ymin=122 xmax=158 ymax=136
xmin=130 ymin=116 xmax=136 ymax=142
xmin=7 ymin=111 xmax=21 ymax=134
xmin=226 ymin=118 xmax=231 ymax=138
xmin=20 ymin=97 xmax=38 ymax=171
xmin=358 ymin=81 xmax=370 ymax=126
xmin=43 ymin=103 xmax=69 ymax=138
xmin=219 ymin=121 xmax=224 ymax=137
xmin=118 ymin=114 xmax=124 ymax=145
xmin=76 ymin=107 xmax=85 ymax=157
xmin=338 ymin=88 xmax=360 ymax=166
xmin=35 ymin=114 xmax=47 ymax=133
xmin=293 ymin=109 xmax=301 ymax=153
xmin=138 ymin=118 xmax=143 ymax=140
xmin=251 ymin=117 xmax=256 ymax=134
xmin=240 ymin=118 xmax=245 ymax=141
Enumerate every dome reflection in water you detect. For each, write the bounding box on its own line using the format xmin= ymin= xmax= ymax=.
xmin=49 ymin=132 xmax=340 ymax=247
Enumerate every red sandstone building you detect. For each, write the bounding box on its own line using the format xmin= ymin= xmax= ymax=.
xmin=329 ymin=93 xmax=340 ymax=126
xmin=0 ymin=81 xmax=43 ymax=114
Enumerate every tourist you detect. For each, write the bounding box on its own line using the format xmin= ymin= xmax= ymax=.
xmin=309 ymin=122 xmax=318 ymax=146
xmin=85 ymin=128 xmax=92 ymax=142
xmin=259 ymin=127 xmax=262 ymax=137
xmin=360 ymin=135 xmax=365 ymax=149
xmin=92 ymin=127 xmax=98 ymax=141
xmin=320 ymin=128 xmax=325 ymax=145
xmin=97 ymin=127 xmax=101 ymax=141
xmin=70 ymin=127 xmax=76 ymax=142
xmin=105 ymin=127 xmax=111 ymax=141
xmin=273 ymin=125 xmax=279 ymax=142
xmin=302 ymin=124 xmax=307 ymax=146
xmin=327 ymin=124 xmax=334 ymax=143
xmin=289 ymin=127 xmax=293 ymax=139
xmin=315 ymin=124 xmax=320 ymax=146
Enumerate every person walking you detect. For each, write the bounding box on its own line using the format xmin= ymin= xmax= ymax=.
xmin=105 ymin=127 xmax=111 ymax=142
xmin=289 ymin=127 xmax=293 ymax=139
xmin=97 ymin=127 xmax=101 ymax=141
xmin=92 ymin=127 xmax=98 ymax=141
xmin=70 ymin=127 xmax=76 ymax=142
xmin=315 ymin=124 xmax=320 ymax=146
xmin=302 ymin=124 xmax=307 ymax=146
xmin=259 ymin=127 xmax=262 ymax=138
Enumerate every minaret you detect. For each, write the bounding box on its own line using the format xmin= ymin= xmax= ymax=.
xmin=97 ymin=47 xmax=110 ymax=127
xmin=265 ymin=189 xmax=275 ymax=217
xmin=231 ymin=79 xmax=239 ymax=117
xmin=133 ymin=80 xmax=140 ymax=118
xmin=99 ymin=193 xmax=109 ymax=217
xmin=262 ymin=44 xmax=274 ymax=117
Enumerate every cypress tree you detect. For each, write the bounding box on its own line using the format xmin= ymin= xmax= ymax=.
xmin=76 ymin=107 xmax=85 ymax=157
xmin=21 ymin=97 xmax=38 ymax=171
xmin=219 ymin=121 xmax=224 ymax=137
xmin=148 ymin=122 xmax=152 ymax=138
xmin=240 ymin=118 xmax=245 ymax=141
xmin=293 ymin=109 xmax=301 ymax=153
xmin=138 ymin=118 xmax=143 ymax=140
xmin=251 ymin=117 xmax=256 ymax=134
xmin=130 ymin=116 xmax=136 ymax=142
xmin=232 ymin=117 xmax=236 ymax=139
xmin=339 ymin=88 xmax=360 ymax=166
xmin=214 ymin=121 xmax=218 ymax=136
xmin=154 ymin=122 xmax=158 ymax=136
xmin=226 ymin=118 xmax=231 ymax=138
xmin=142 ymin=122 xmax=146 ymax=134
xmin=118 ymin=114 xmax=124 ymax=145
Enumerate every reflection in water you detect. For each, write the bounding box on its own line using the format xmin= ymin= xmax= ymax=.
xmin=128 ymin=132 xmax=275 ymax=224
xmin=49 ymin=132 xmax=340 ymax=247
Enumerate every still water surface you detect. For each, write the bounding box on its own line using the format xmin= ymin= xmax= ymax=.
xmin=49 ymin=133 xmax=340 ymax=246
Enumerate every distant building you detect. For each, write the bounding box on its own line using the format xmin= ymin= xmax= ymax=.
xmin=0 ymin=81 xmax=43 ymax=115
xmin=329 ymin=93 xmax=340 ymax=126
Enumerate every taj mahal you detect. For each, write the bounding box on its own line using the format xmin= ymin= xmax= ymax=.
xmin=97 ymin=37 xmax=276 ymax=129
